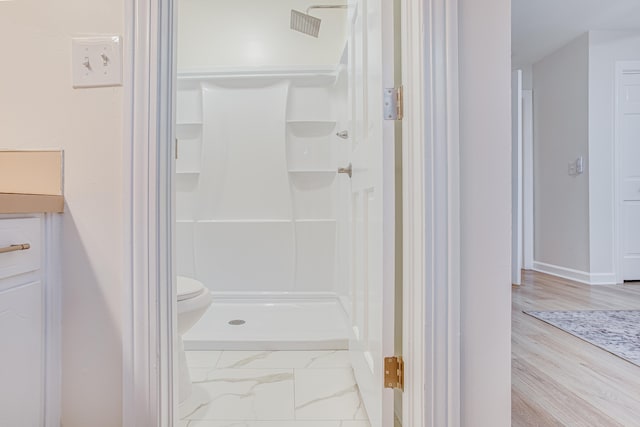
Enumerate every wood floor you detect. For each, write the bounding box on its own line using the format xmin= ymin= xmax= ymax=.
xmin=512 ymin=271 xmax=640 ymax=426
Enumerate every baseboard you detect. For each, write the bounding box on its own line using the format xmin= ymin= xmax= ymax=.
xmin=588 ymin=272 xmax=618 ymax=285
xmin=532 ymin=262 xmax=616 ymax=285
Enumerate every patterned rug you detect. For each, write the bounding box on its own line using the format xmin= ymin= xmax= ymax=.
xmin=524 ymin=310 xmax=640 ymax=366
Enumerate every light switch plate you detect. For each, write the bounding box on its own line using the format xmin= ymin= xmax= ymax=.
xmin=72 ymin=36 xmax=122 ymax=88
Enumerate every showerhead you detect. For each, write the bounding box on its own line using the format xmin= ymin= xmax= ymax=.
xmin=290 ymin=5 xmax=348 ymax=38
xmin=290 ymin=9 xmax=322 ymax=37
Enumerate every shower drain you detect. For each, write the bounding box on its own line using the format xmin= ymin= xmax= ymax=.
xmin=228 ymin=319 xmax=246 ymax=326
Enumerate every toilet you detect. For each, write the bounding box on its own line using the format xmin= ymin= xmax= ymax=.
xmin=177 ymin=276 xmax=213 ymax=404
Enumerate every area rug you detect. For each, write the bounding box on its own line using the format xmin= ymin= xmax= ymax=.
xmin=524 ymin=310 xmax=640 ymax=366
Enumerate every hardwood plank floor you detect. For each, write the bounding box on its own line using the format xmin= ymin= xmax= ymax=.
xmin=512 ymin=271 xmax=640 ymax=426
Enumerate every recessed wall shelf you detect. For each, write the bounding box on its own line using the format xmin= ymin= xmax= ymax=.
xmin=288 ymin=169 xmax=336 ymax=173
xmin=286 ymin=120 xmax=337 ymax=137
xmin=288 ymin=170 xmax=336 ymax=191
xmin=176 ymin=123 xmax=202 ymax=139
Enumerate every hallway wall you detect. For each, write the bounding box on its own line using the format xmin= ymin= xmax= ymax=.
xmin=533 ymin=34 xmax=590 ymax=274
xmin=459 ymin=0 xmax=512 ymax=425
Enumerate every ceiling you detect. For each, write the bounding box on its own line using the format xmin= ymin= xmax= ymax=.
xmin=512 ymin=0 xmax=640 ymax=68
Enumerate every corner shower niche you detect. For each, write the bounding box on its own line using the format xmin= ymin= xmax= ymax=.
xmin=176 ymin=68 xmax=349 ymax=315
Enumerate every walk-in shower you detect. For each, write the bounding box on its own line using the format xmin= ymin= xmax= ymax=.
xmin=176 ymin=0 xmax=351 ymax=351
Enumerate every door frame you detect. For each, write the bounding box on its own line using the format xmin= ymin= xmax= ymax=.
xmin=614 ymin=61 xmax=640 ymax=283
xmin=511 ymin=70 xmax=523 ymax=285
xmin=122 ymin=0 xmax=460 ymax=425
xmin=522 ymin=89 xmax=534 ymax=271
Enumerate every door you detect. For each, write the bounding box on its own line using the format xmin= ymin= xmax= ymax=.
xmin=344 ymin=0 xmax=396 ymax=426
xmin=618 ymin=66 xmax=640 ymax=280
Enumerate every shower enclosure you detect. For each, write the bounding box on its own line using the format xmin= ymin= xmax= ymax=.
xmin=176 ymin=65 xmax=352 ymax=349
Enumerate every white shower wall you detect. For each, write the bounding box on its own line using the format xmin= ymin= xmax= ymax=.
xmin=176 ymin=68 xmax=349 ymax=298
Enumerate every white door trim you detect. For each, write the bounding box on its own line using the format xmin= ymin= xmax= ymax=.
xmin=401 ymin=0 xmax=460 ymax=425
xmin=122 ymin=0 xmax=460 ymax=426
xmin=522 ymin=90 xmax=534 ymax=270
xmin=511 ymin=70 xmax=523 ymax=285
xmin=122 ymin=0 xmax=177 ymax=425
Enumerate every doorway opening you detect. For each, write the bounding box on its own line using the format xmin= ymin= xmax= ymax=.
xmin=172 ymin=1 xmax=401 ymax=426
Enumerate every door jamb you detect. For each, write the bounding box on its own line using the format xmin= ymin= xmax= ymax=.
xmin=122 ymin=0 xmax=177 ymax=425
xmin=400 ymin=0 xmax=460 ymax=425
xmin=122 ymin=0 xmax=460 ymax=425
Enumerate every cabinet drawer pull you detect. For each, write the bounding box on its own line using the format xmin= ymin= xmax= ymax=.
xmin=0 ymin=243 xmax=31 ymax=254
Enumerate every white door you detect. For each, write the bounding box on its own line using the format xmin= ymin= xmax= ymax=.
xmin=618 ymin=66 xmax=640 ymax=281
xmin=343 ymin=0 xmax=396 ymax=426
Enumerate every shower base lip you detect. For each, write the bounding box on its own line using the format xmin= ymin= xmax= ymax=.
xmin=209 ymin=291 xmax=339 ymax=301
xmin=183 ymin=297 xmax=350 ymax=351
xmin=184 ymin=338 xmax=348 ymax=351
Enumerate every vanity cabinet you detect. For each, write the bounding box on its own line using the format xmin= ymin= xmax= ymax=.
xmin=0 ymin=215 xmax=60 ymax=426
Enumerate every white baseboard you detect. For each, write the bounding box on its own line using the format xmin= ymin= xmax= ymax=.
xmin=533 ymin=261 xmax=616 ymax=285
xmin=588 ymin=272 xmax=618 ymax=285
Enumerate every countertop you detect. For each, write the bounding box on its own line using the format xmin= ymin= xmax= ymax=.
xmin=0 ymin=193 xmax=64 ymax=214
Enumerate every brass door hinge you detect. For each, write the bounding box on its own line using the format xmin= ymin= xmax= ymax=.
xmin=383 ymin=86 xmax=404 ymax=121
xmin=384 ymin=356 xmax=404 ymax=390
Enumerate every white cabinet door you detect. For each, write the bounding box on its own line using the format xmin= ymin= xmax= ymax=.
xmin=345 ymin=0 xmax=396 ymax=425
xmin=0 ymin=281 xmax=43 ymax=427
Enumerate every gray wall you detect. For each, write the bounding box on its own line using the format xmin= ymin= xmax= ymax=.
xmin=533 ymin=34 xmax=590 ymax=272
xmin=459 ymin=0 xmax=512 ymax=424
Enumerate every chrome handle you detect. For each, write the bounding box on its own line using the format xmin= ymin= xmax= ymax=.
xmin=0 ymin=243 xmax=31 ymax=254
xmin=338 ymin=163 xmax=352 ymax=178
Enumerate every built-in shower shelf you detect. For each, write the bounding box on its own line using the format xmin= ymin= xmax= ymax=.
xmin=288 ymin=169 xmax=336 ymax=173
xmin=176 ymin=170 xmax=200 ymax=175
xmin=286 ymin=120 xmax=337 ymax=137
xmin=295 ymin=219 xmax=337 ymax=223
xmin=176 ymin=123 xmax=203 ymax=139
xmin=288 ymin=170 xmax=336 ymax=190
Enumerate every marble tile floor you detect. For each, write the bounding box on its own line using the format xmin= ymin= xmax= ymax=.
xmin=179 ymin=350 xmax=371 ymax=427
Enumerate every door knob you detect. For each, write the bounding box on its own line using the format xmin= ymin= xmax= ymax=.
xmin=338 ymin=163 xmax=352 ymax=178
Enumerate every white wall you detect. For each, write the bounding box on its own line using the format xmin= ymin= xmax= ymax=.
xmin=175 ymin=73 xmax=346 ymax=295
xmin=0 ymin=1 xmax=123 ymax=426
xmin=588 ymin=31 xmax=640 ymax=282
xmin=177 ymin=0 xmax=347 ymax=70
xmin=459 ymin=0 xmax=512 ymax=424
xmin=533 ymin=34 xmax=590 ymax=273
